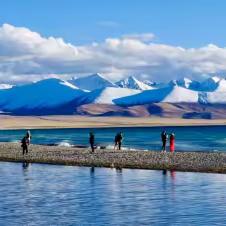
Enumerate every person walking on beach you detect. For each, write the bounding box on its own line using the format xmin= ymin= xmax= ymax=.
xmin=21 ymin=136 xmax=29 ymax=155
xmin=115 ymin=132 xmax=123 ymax=150
xmin=26 ymin=130 xmax=32 ymax=145
xmin=161 ymin=130 xmax=167 ymax=152
xmin=170 ymin=133 xmax=175 ymax=152
xmin=89 ymin=132 xmax=95 ymax=153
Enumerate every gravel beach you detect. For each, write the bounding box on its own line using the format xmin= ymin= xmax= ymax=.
xmin=1 ymin=142 xmax=226 ymax=173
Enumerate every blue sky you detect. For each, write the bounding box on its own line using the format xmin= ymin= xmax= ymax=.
xmin=1 ymin=0 xmax=226 ymax=47
xmin=1 ymin=0 xmax=226 ymax=83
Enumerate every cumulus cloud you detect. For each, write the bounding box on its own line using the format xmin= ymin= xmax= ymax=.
xmin=0 ymin=23 xmax=226 ymax=84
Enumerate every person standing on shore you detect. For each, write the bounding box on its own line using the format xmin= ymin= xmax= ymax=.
xmin=89 ymin=132 xmax=95 ymax=153
xmin=21 ymin=136 xmax=29 ymax=155
xmin=170 ymin=133 xmax=175 ymax=152
xmin=118 ymin=132 xmax=123 ymax=150
xmin=161 ymin=130 xmax=167 ymax=152
xmin=114 ymin=132 xmax=123 ymax=150
xmin=26 ymin=130 xmax=32 ymax=145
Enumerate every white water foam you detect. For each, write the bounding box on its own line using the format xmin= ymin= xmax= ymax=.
xmin=104 ymin=145 xmax=137 ymax=151
xmin=57 ymin=141 xmax=73 ymax=147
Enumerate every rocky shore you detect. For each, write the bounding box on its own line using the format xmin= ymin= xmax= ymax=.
xmin=1 ymin=142 xmax=226 ymax=173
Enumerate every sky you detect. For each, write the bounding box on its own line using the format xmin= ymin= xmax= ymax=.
xmin=1 ymin=0 xmax=226 ymax=84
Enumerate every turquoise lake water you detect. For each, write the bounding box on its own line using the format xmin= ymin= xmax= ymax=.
xmin=0 ymin=162 xmax=226 ymax=225
xmin=0 ymin=125 xmax=226 ymax=151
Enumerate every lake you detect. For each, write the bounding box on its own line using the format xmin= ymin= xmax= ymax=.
xmin=0 ymin=162 xmax=226 ymax=225
xmin=0 ymin=125 xmax=226 ymax=151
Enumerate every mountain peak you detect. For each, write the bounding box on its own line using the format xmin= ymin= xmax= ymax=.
xmin=211 ymin=76 xmax=221 ymax=83
xmin=200 ymin=76 xmax=221 ymax=91
xmin=85 ymin=73 xmax=104 ymax=79
xmin=116 ymin=76 xmax=153 ymax=90
xmin=168 ymin=77 xmax=201 ymax=90
xmin=69 ymin=73 xmax=117 ymax=91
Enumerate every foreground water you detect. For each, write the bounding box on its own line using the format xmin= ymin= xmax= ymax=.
xmin=0 ymin=125 xmax=226 ymax=151
xmin=0 ymin=162 xmax=225 ymax=225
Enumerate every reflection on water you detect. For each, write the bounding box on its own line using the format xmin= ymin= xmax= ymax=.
xmin=22 ymin=161 xmax=30 ymax=170
xmin=0 ymin=162 xmax=226 ymax=225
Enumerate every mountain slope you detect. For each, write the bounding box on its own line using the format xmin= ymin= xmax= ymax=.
xmin=80 ymin=87 xmax=141 ymax=104
xmin=116 ymin=76 xmax=153 ymax=90
xmin=213 ymin=78 xmax=226 ymax=92
xmin=115 ymin=85 xmax=199 ymax=106
xmin=0 ymin=78 xmax=85 ymax=111
xmin=69 ymin=73 xmax=117 ymax=91
xmin=199 ymin=76 xmax=221 ymax=91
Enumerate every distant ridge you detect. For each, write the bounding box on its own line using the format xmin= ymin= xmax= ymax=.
xmin=1 ymin=74 xmax=226 ymax=117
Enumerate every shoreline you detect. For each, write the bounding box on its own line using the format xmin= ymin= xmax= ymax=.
xmin=1 ymin=142 xmax=226 ymax=174
xmin=1 ymin=115 xmax=226 ymax=130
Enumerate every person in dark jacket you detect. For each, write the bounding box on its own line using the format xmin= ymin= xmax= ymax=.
xmin=114 ymin=134 xmax=118 ymax=150
xmin=161 ymin=130 xmax=167 ymax=152
xmin=89 ymin=132 xmax=95 ymax=153
xmin=115 ymin=132 xmax=123 ymax=150
xmin=26 ymin=130 xmax=32 ymax=145
xmin=21 ymin=136 xmax=29 ymax=155
xmin=118 ymin=132 xmax=123 ymax=150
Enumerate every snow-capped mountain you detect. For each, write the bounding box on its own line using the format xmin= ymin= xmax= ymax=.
xmin=211 ymin=78 xmax=226 ymax=92
xmin=69 ymin=73 xmax=117 ymax=91
xmin=199 ymin=76 xmax=221 ymax=91
xmin=0 ymin=78 xmax=85 ymax=111
xmin=115 ymin=85 xmax=199 ymax=106
xmin=1 ymin=74 xmax=226 ymax=116
xmin=143 ymin=80 xmax=156 ymax=87
xmin=80 ymin=87 xmax=141 ymax=104
xmin=0 ymin=84 xmax=13 ymax=89
xmin=199 ymin=91 xmax=226 ymax=104
xmin=116 ymin=76 xmax=154 ymax=90
xmin=169 ymin=78 xmax=201 ymax=90
xmin=198 ymin=78 xmax=226 ymax=104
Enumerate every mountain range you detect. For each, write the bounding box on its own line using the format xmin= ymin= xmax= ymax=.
xmin=1 ymin=73 xmax=226 ymax=118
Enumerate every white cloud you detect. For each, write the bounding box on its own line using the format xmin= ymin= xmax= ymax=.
xmin=1 ymin=23 xmax=226 ymax=84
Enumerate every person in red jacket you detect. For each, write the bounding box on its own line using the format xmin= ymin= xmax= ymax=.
xmin=170 ymin=133 xmax=175 ymax=152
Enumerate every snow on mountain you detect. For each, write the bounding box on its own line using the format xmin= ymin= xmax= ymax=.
xmin=143 ymin=80 xmax=156 ymax=87
xmin=0 ymin=78 xmax=85 ymax=110
xmin=116 ymin=76 xmax=154 ymax=90
xmin=176 ymin=78 xmax=193 ymax=88
xmin=199 ymin=79 xmax=226 ymax=104
xmin=168 ymin=78 xmax=201 ymax=91
xmin=212 ymin=78 xmax=226 ymax=92
xmin=69 ymin=73 xmax=117 ymax=91
xmin=169 ymin=78 xmax=191 ymax=88
xmin=115 ymin=85 xmax=199 ymax=106
xmin=81 ymin=87 xmax=141 ymax=104
xmin=199 ymin=76 xmax=221 ymax=91
xmin=0 ymin=84 xmax=13 ymax=89
xmin=164 ymin=86 xmax=199 ymax=103
xmin=2 ymin=74 xmax=226 ymax=115
xmin=199 ymin=91 xmax=226 ymax=104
